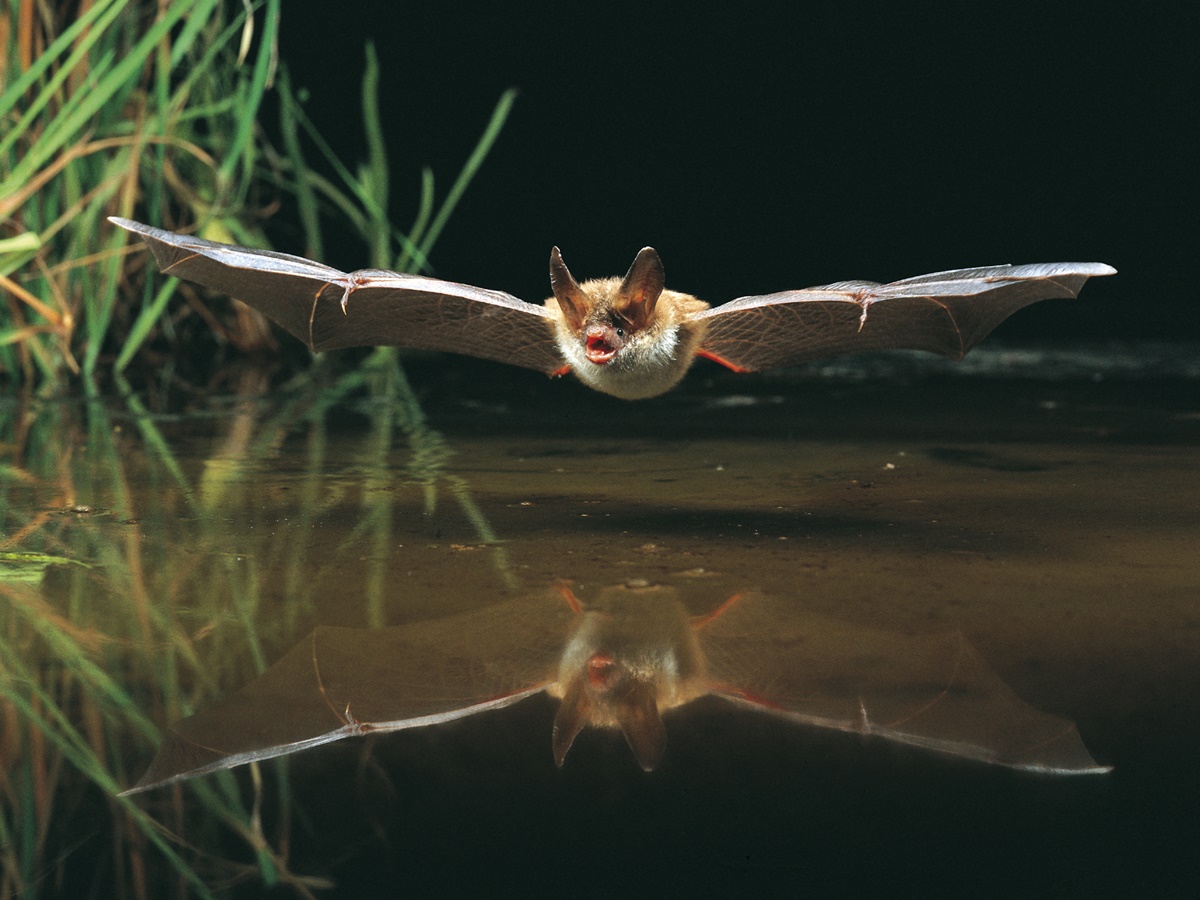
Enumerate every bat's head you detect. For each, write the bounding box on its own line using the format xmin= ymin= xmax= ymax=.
xmin=550 ymin=582 xmax=706 ymax=771
xmin=549 ymin=246 xmax=665 ymax=364
xmin=546 ymin=248 xmax=710 ymax=399
xmin=552 ymin=647 xmax=668 ymax=771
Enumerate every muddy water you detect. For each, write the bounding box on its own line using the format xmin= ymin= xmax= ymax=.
xmin=3 ymin=353 xmax=1197 ymax=896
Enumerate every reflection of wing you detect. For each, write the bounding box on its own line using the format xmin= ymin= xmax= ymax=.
xmin=110 ymin=218 xmax=563 ymax=372
xmin=698 ymin=595 xmax=1110 ymax=774
xmin=124 ymin=595 xmax=574 ymax=794
xmin=695 ymin=263 xmax=1116 ymax=372
xmin=125 ymin=587 xmax=1108 ymax=793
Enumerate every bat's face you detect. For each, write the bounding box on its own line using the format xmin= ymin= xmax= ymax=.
xmin=550 ymin=582 xmax=708 ymax=770
xmin=546 ymin=248 xmax=711 ymax=400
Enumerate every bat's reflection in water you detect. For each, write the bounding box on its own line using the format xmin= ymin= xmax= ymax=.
xmin=123 ymin=582 xmax=1108 ymax=794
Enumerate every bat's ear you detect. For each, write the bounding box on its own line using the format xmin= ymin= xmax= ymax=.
xmin=614 ymin=681 xmax=667 ymax=772
xmin=616 ymin=247 xmax=664 ymax=332
xmin=552 ymin=678 xmax=592 ymax=767
xmin=549 ymin=247 xmax=588 ymax=333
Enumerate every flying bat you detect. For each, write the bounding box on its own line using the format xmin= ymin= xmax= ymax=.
xmin=110 ymin=218 xmax=1116 ymax=399
xmin=122 ymin=582 xmax=1109 ymax=794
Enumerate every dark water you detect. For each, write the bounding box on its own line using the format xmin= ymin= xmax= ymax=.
xmin=3 ymin=349 xmax=1197 ymax=897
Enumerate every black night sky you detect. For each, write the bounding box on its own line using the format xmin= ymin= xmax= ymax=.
xmin=272 ymin=3 xmax=1193 ymax=347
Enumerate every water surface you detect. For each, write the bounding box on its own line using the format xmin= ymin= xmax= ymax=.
xmin=2 ymin=350 xmax=1197 ymax=896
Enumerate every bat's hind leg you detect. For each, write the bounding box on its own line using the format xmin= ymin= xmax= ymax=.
xmin=692 ymin=591 xmax=754 ymax=629
xmin=695 ymin=348 xmax=751 ymax=373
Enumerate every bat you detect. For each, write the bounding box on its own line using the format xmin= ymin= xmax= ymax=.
xmin=109 ymin=218 xmax=1116 ymax=400
xmin=122 ymin=582 xmax=1109 ymax=794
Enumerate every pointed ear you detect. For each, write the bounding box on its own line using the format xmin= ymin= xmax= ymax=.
xmin=552 ymin=678 xmax=592 ymax=767
xmin=616 ymin=682 xmax=667 ymax=772
xmin=615 ymin=247 xmax=664 ymax=332
xmin=549 ymin=247 xmax=587 ymax=332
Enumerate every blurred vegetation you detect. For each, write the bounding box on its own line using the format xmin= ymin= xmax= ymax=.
xmin=0 ymin=380 xmax=519 ymax=897
xmin=1 ymin=0 xmax=516 ymax=895
xmin=0 ymin=0 xmax=514 ymax=398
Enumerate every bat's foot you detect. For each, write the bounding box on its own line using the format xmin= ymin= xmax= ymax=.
xmin=555 ymin=580 xmax=584 ymax=614
xmin=692 ymin=590 xmax=754 ymax=628
xmin=695 ymin=349 xmax=751 ymax=373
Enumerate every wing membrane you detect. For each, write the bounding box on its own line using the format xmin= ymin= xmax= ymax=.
xmin=124 ymin=595 xmax=574 ymax=794
xmin=695 ymin=262 xmax=1116 ymax=371
xmin=698 ymin=595 xmax=1109 ymax=774
xmin=111 ymin=218 xmax=563 ymax=373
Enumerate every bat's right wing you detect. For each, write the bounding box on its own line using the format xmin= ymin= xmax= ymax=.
xmin=110 ymin=218 xmax=564 ymax=373
xmin=694 ymin=262 xmax=1116 ymax=372
xmin=698 ymin=595 xmax=1109 ymax=774
xmin=123 ymin=594 xmax=576 ymax=794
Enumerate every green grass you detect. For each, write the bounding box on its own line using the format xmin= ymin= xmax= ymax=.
xmin=1 ymin=0 xmax=276 ymax=388
xmin=1 ymin=0 xmax=514 ymax=396
xmin=1 ymin=0 xmax=517 ymax=895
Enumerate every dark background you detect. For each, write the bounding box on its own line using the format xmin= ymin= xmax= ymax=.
xmin=272 ymin=3 xmax=1193 ymax=347
xmin=220 ymin=8 xmax=1197 ymax=897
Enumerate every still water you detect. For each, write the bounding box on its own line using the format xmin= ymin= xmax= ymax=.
xmin=2 ymin=350 xmax=1197 ymax=896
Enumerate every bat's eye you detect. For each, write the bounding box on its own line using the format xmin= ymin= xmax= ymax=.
xmin=609 ymin=311 xmax=635 ymax=335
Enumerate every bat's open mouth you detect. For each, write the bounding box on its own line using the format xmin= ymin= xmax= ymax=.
xmin=585 ymin=334 xmax=617 ymax=365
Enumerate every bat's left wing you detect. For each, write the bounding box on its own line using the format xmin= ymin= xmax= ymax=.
xmin=693 ymin=263 xmax=1116 ymax=372
xmin=697 ymin=595 xmax=1109 ymax=774
xmin=110 ymin=218 xmax=564 ymax=373
xmin=123 ymin=594 xmax=575 ymax=794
